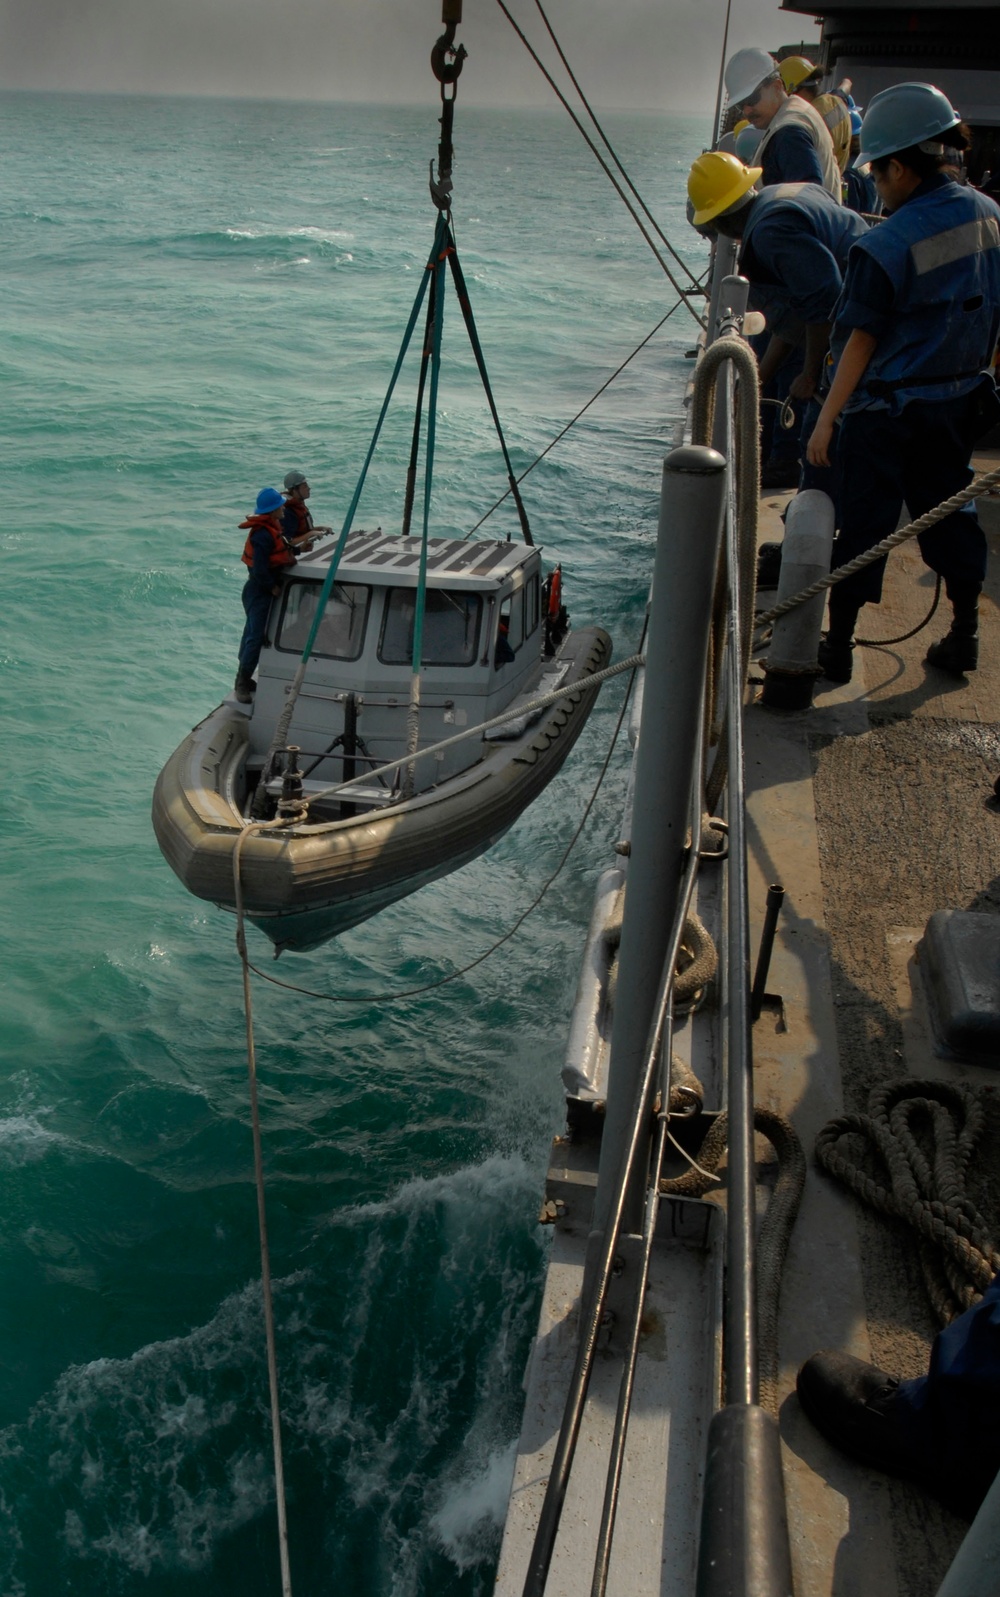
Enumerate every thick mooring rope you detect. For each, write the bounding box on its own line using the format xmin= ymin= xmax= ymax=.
xmin=816 ymin=1079 xmax=1000 ymax=1325
xmin=756 ymin=463 xmax=1000 ymax=630
xmin=659 ymin=1105 xmax=807 ymax=1414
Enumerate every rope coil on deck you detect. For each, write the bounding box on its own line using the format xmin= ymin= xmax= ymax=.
xmin=815 ymin=1079 xmax=1000 ymax=1325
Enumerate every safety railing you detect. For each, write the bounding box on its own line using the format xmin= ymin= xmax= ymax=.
xmin=519 ymin=241 xmax=793 ymax=1597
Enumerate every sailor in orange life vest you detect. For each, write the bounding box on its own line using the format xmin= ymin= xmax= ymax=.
xmin=281 ymin=469 xmax=332 ymax=547
xmin=234 ymin=487 xmax=296 ymax=704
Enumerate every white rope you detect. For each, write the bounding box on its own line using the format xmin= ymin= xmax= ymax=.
xmin=234 ymin=825 xmax=295 ymax=1597
xmin=756 ymin=462 xmax=1000 ymax=629
xmin=242 ymin=650 xmax=645 ymax=835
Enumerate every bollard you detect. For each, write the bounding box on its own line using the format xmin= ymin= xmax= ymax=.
xmin=591 ymin=445 xmax=727 ymax=1246
xmin=761 ymin=489 xmax=836 ymax=711
xmin=696 ymin=1405 xmax=795 ymax=1597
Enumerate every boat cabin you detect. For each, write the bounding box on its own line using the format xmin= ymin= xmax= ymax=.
xmin=244 ymin=530 xmax=552 ymax=812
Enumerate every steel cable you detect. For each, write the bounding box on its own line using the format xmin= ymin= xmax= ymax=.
xmin=493 ymin=0 xmax=705 ymax=315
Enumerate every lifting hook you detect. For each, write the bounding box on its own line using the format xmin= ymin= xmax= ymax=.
xmin=431 ymin=0 xmax=467 ymax=87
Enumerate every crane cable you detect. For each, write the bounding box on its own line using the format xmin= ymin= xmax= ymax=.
xmin=493 ymin=0 xmax=705 ymax=320
xmin=529 ymin=0 xmax=702 ymax=287
xmin=463 ymin=281 xmax=705 ymax=536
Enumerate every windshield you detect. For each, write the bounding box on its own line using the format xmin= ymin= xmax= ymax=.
xmin=276 ymin=581 xmax=370 ymax=660
xmin=379 ymin=588 xmax=482 ymax=667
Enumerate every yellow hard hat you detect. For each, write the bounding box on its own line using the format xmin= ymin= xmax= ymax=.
xmin=688 ymin=151 xmax=761 ymax=226
xmin=733 ymin=118 xmax=751 ymax=135
xmin=779 ymin=55 xmax=818 ymax=92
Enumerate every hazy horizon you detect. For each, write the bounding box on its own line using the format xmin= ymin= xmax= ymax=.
xmin=0 ymin=0 xmax=820 ymax=116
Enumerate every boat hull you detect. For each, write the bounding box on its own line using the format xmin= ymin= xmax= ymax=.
xmin=152 ymin=627 xmax=612 ymax=951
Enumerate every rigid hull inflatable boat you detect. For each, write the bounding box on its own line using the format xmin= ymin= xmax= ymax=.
xmin=153 ymin=529 xmax=611 ymax=952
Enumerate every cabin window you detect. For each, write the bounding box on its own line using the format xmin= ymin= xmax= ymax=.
xmin=276 ymin=581 xmax=370 ymax=660
xmin=379 ymin=588 xmax=482 ymax=667
xmin=526 ymin=574 xmax=540 ymax=638
xmin=498 ymin=589 xmax=524 ymax=652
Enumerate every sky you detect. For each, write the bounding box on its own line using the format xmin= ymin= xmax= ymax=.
xmin=0 ymin=0 xmax=820 ymax=111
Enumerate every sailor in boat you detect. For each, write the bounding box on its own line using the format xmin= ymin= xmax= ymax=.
xmin=687 ymin=151 xmax=867 ymax=494
xmin=235 ymin=486 xmax=300 ymax=705
xmin=805 ymin=83 xmax=1000 ymax=683
xmin=723 ymin=46 xmax=840 ymax=198
xmin=281 ymin=468 xmax=332 ymax=544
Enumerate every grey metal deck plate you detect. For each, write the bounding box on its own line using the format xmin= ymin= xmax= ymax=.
xmin=920 ymin=910 xmax=1000 ymax=1064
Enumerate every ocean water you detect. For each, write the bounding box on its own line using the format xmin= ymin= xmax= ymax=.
xmin=0 ymin=91 xmax=707 ymax=1595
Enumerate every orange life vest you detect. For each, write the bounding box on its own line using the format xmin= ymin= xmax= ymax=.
xmin=240 ymin=513 xmax=295 ymax=573
xmin=284 ymin=498 xmax=314 ymax=537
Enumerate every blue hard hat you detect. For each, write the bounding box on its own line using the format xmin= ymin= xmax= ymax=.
xmin=735 ymin=125 xmax=765 ymax=163
xmin=255 ymin=487 xmax=285 ymax=516
xmin=850 ymin=108 xmax=863 ymax=135
xmin=858 ymin=82 xmax=960 ymax=165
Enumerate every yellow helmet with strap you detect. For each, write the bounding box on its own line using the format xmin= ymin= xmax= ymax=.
xmin=779 ymin=55 xmax=818 ymax=92
xmin=687 ymin=151 xmax=761 ymax=227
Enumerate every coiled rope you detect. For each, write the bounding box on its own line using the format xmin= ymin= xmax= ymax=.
xmin=690 ymin=333 xmax=761 ymax=813
xmin=756 ymin=462 xmax=1000 ymax=630
xmin=815 ymin=1079 xmax=1000 ymax=1325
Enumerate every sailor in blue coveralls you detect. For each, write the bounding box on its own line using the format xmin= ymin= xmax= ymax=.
xmin=807 ymin=83 xmax=1000 ymax=682
xmin=686 ymin=153 xmax=867 ymax=488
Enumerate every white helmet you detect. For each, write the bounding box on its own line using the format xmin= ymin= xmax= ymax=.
xmin=725 ymin=48 xmax=779 ymax=107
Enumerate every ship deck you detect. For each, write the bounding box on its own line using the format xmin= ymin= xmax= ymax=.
xmin=496 ymin=451 xmax=1000 ymax=1597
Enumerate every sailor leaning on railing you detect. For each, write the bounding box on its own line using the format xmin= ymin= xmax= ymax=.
xmin=688 ymin=79 xmax=1000 ymax=689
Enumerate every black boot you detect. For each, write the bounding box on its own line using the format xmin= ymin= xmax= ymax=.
xmin=925 ymin=578 xmax=980 ymax=675
xmin=797 ymin=1351 xmax=985 ymax=1519
xmin=234 ymin=670 xmax=256 ymax=704
xmin=817 ymin=593 xmax=862 ymax=683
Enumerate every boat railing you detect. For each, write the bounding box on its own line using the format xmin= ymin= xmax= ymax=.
xmin=517 ymin=245 xmax=793 ymax=1597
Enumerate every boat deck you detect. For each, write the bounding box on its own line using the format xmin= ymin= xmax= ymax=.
xmin=496 ymin=453 xmax=1000 ymax=1597
xmin=753 ymin=451 xmax=1000 ymax=1597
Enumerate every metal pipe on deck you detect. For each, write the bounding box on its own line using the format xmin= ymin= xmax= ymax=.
xmin=719 ymin=364 xmax=757 ymax=1408
xmin=696 ymin=364 xmax=794 ymax=1597
xmin=591 ymin=445 xmax=727 ymax=1244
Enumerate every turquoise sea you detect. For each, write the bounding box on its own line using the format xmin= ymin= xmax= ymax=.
xmin=0 ymin=92 xmax=706 ymax=1595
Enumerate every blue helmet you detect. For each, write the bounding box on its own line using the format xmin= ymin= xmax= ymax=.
xmin=858 ymin=82 xmax=961 ymax=166
xmin=735 ymin=125 xmax=765 ymax=163
xmin=849 ymin=108 xmax=863 ymax=136
xmin=255 ymin=487 xmax=285 ymax=516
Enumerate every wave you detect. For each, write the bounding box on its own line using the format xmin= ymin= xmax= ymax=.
xmin=0 ymin=1155 xmax=545 ymax=1593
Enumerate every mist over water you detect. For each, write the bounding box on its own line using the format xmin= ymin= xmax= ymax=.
xmin=0 ymin=90 xmax=705 ymax=1593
